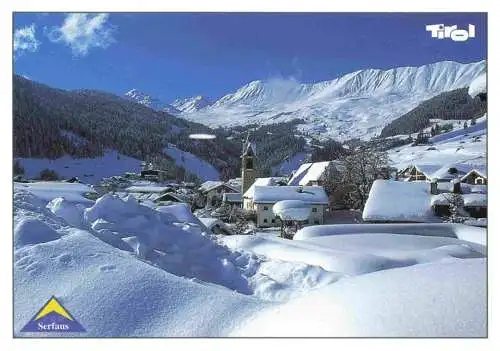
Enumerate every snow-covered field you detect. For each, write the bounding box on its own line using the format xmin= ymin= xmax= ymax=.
xmin=388 ymin=116 xmax=486 ymax=169
xmin=13 ymin=182 xmax=487 ymax=337
xmin=17 ymin=150 xmax=143 ymax=185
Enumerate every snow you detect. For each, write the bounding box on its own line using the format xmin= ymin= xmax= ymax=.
xmin=14 ymin=181 xmax=96 ymax=204
xmin=163 ymin=145 xmax=220 ymax=181
xmin=124 ymin=185 xmax=170 ymax=193
xmin=463 ymin=193 xmax=487 ymax=207
xmin=14 ymin=186 xmax=487 ymax=336
xmin=389 ymin=117 xmax=486 ymax=170
xmin=252 ymin=186 xmax=329 ymax=204
xmin=171 ymin=95 xmax=212 ymax=113
xmin=242 ymin=177 xmax=287 ymax=199
xmin=287 ymin=161 xmax=342 ymax=186
xmin=198 ymin=217 xmax=234 ymax=235
xmin=17 ymin=150 xmax=143 ymax=185
xmin=363 ymin=180 xmax=437 ymax=222
xmin=124 ymin=88 xmax=180 ymax=115
xmin=198 ymin=180 xmax=234 ymax=193
xmin=179 ymin=60 xmax=485 ymax=141
xmin=272 ymin=200 xmax=311 ymax=221
xmin=232 ymin=258 xmax=486 ymax=337
xmin=468 ymin=73 xmax=487 ymax=98
xmin=294 ymin=223 xmax=486 ymax=247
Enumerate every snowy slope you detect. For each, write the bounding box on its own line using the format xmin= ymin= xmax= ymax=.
xmin=124 ymin=89 xmax=180 ymax=115
xmin=171 ymin=95 xmax=212 ymax=113
xmin=164 ymin=145 xmax=220 ymax=181
xmin=17 ymin=150 xmax=143 ymax=185
xmin=179 ymin=60 xmax=485 ymax=140
xmin=388 ymin=116 xmax=486 ymax=170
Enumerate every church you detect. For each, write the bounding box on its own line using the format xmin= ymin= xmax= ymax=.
xmin=240 ymin=134 xmax=329 ymax=228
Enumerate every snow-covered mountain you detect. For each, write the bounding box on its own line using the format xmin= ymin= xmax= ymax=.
xmin=179 ymin=60 xmax=486 ymax=141
xmin=172 ymin=95 xmax=212 ymax=113
xmin=124 ymin=89 xmax=180 ymax=115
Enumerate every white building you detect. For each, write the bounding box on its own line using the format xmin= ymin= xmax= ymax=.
xmin=244 ymin=185 xmax=329 ymax=227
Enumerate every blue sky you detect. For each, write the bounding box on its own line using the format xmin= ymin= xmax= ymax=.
xmin=14 ymin=13 xmax=487 ymax=103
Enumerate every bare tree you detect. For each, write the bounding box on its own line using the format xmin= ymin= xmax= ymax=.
xmin=323 ymin=148 xmax=389 ymax=210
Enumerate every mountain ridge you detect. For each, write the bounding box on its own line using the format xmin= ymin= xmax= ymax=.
xmin=178 ymin=60 xmax=486 ymax=141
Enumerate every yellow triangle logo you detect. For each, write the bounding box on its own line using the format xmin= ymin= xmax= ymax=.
xmin=34 ymin=297 xmax=73 ymax=321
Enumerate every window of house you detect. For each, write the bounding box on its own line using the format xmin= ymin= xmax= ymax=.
xmin=314 ymin=220 xmax=320 ymax=225
xmin=271 ymin=219 xmax=275 ymax=224
xmin=312 ymin=207 xmax=317 ymax=212
xmin=263 ymin=218 xmax=268 ymax=223
xmin=263 ymin=206 xmax=268 ymax=211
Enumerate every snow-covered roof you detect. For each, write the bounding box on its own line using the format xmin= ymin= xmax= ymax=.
xmin=198 ymin=217 xmax=234 ymax=235
xmin=430 ymin=194 xmax=452 ymax=206
xmin=223 ymin=192 xmax=243 ymax=203
xmin=461 ymin=166 xmax=487 ymax=181
xmin=363 ymin=180 xmax=437 ymax=223
xmin=463 ymin=193 xmax=487 ymax=207
xmin=252 ymin=186 xmax=329 ymax=204
xmin=405 ymin=163 xmax=483 ymax=182
xmin=243 ymin=177 xmax=288 ymax=199
xmin=124 ymin=185 xmax=171 ymax=193
xmin=198 ymin=181 xmax=238 ymax=193
xmin=468 ymin=73 xmax=487 ymax=98
xmin=288 ymin=160 xmax=344 ymax=186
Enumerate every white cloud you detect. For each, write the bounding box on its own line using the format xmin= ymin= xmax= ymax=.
xmin=47 ymin=13 xmax=116 ymax=56
xmin=14 ymin=24 xmax=41 ymax=56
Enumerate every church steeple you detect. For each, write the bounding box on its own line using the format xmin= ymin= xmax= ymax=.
xmin=241 ymin=131 xmax=257 ymax=194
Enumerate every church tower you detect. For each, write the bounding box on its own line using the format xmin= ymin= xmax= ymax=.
xmin=241 ymin=132 xmax=257 ymax=194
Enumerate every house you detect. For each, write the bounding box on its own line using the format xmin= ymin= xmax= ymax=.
xmin=198 ymin=181 xmax=240 ymax=208
xmin=398 ymin=163 xmax=485 ymax=183
xmin=461 ymin=167 xmax=487 ymax=185
xmin=198 ymin=217 xmax=234 ymax=236
xmin=363 ymin=179 xmax=487 ymax=223
xmin=244 ymin=185 xmax=329 ymax=227
xmin=222 ymin=192 xmax=243 ymax=208
xmin=242 ymin=177 xmax=289 ymax=210
xmin=154 ymin=192 xmax=190 ymax=205
xmin=123 ymin=185 xmax=173 ymax=202
xmin=288 ymin=160 xmax=345 ymax=186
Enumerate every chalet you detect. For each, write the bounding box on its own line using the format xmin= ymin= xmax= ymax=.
xmin=154 ymin=192 xmax=190 ymax=205
xmin=198 ymin=181 xmax=240 ymax=208
xmin=123 ymin=185 xmax=173 ymax=202
xmin=288 ymin=160 xmax=345 ymax=186
xmin=461 ymin=167 xmax=487 ymax=185
xmin=363 ymin=179 xmax=487 ymax=223
xmin=222 ymin=192 xmax=243 ymax=208
xmin=198 ymin=218 xmax=234 ymax=236
xmin=398 ymin=163 xmax=485 ymax=183
xmin=244 ymin=185 xmax=329 ymax=227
